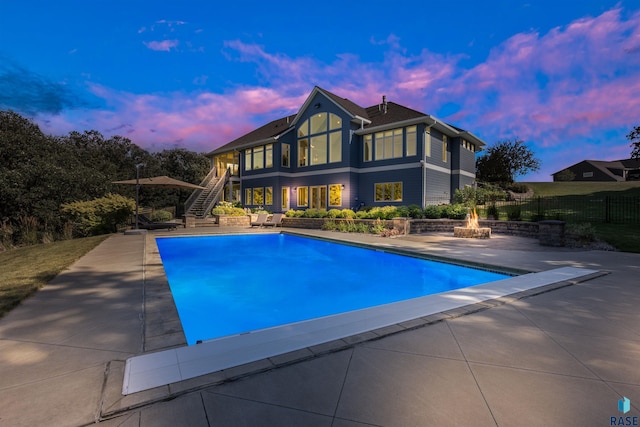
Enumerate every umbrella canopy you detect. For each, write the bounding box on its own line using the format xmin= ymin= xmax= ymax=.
xmin=113 ymin=175 xmax=205 ymax=190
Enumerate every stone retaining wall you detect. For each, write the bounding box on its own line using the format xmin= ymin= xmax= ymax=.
xmin=216 ymin=215 xmax=251 ymax=227
xmin=409 ymin=219 xmax=540 ymax=238
xmin=281 ymin=217 xmax=564 ymax=246
xmin=281 ymin=217 xmax=393 ymax=229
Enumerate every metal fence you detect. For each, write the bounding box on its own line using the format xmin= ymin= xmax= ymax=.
xmin=478 ymin=196 xmax=640 ymax=224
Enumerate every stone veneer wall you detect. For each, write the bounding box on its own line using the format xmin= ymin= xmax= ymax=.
xmin=409 ymin=219 xmax=540 ymax=238
xmin=281 ymin=217 xmax=564 ymax=246
xmin=217 ymin=215 xmax=251 ymax=227
xmin=281 ymin=218 xmax=393 ymax=230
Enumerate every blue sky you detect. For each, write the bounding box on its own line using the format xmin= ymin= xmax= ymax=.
xmin=2 ymin=0 xmax=640 ymax=181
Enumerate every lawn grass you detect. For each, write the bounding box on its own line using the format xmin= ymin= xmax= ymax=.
xmin=522 ymin=181 xmax=640 ymax=197
xmin=506 ymin=182 xmax=640 ymax=253
xmin=592 ymin=223 xmax=640 ymax=253
xmin=0 ymin=235 xmax=110 ymax=317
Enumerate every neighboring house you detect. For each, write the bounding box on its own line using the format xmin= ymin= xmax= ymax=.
xmin=552 ymin=159 xmax=640 ymax=182
xmin=189 ymin=86 xmax=486 ymax=217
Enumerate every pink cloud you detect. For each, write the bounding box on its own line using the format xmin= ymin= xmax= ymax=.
xmin=143 ymin=39 xmax=179 ymax=52
xmin=35 ymin=6 xmax=640 ymax=179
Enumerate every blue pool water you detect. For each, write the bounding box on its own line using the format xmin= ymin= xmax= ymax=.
xmin=156 ymin=234 xmax=510 ymax=345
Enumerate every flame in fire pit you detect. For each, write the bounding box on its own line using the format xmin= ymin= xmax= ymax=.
xmin=467 ymin=209 xmax=479 ymax=229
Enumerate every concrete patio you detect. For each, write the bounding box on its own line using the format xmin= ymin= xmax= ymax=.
xmin=0 ymin=228 xmax=638 ymax=426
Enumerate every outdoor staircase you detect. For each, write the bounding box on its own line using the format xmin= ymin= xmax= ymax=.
xmin=184 ymin=168 xmax=230 ymax=219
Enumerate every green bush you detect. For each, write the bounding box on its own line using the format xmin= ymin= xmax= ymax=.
xmin=61 ymin=193 xmax=135 ymax=236
xmin=340 ymin=209 xmax=356 ymax=219
xmin=506 ymin=206 xmax=522 ymax=221
xmin=423 ymin=205 xmax=440 ymax=219
xmin=302 ymin=208 xmax=326 ymax=218
xmin=211 ymin=201 xmax=247 ymax=216
xmin=321 ymin=220 xmax=339 ymax=231
xmin=326 ymin=209 xmax=342 ymax=218
xmin=442 ymin=204 xmax=468 ymax=219
xmin=487 ymin=204 xmax=499 ymax=219
xmin=566 ymin=222 xmax=596 ymax=242
xmin=151 ymin=210 xmax=173 ymax=222
xmin=407 ymin=204 xmax=423 ymax=219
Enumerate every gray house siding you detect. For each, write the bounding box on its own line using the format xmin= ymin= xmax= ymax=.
xmin=357 ymin=166 xmax=422 ymax=207
xmin=425 ymin=168 xmax=451 ymax=204
xmin=207 ymin=86 xmax=485 ymax=213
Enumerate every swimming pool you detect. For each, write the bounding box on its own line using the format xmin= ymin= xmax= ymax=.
xmin=156 ymin=233 xmax=510 ymax=345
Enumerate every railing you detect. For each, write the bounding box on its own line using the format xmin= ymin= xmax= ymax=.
xmin=478 ymin=195 xmax=640 ymax=224
xmin=184 ymin=167 xmax=217 ymax=214
xmin=198 ymin=168 xmax=230 ymax=217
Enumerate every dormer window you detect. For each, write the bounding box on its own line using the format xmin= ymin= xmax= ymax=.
xmin=297 ymin=112 xmax=342 ymax=167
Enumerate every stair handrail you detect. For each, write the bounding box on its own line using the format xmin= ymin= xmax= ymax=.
xmin=199 ymin=168 xmax=230 ymax=217
xmin=184 ymin=167 xmax=217 ymax=214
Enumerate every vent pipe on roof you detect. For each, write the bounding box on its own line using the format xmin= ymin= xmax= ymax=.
xmin=382 ymin=95 xmax=387 ymax=114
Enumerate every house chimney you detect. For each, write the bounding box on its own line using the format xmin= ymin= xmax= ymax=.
xmin=382 ymin=95 xmax=387 ymax=114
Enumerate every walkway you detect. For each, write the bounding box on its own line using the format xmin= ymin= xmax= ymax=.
xmin=0 ymin=228 xmax=638 ymax=426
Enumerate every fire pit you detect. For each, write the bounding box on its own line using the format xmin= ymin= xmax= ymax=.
xmin=454 ymin=209 xmax=491 ymax=239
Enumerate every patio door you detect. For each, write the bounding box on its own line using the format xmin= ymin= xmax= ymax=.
xmin=281 ymin=187 xmax=290 ymax=211
xmin=310 ymin=185 xmax=327 ymax=210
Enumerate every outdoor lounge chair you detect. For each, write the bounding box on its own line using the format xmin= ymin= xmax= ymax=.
xmin=250 ymin=213 xmax=269 ymax=227
xmin=136 ymin=214 xmax=178 ymax=231
xmin=263 ymin=213 xmax=284 ymax=227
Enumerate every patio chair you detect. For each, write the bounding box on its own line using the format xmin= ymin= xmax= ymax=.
xmin=136 ymin=214 xmax=179 ymax=231
xmin=263 ymin=213 xmax=284 ymax=227
xmin=250 ymin=213 xmax=269 ymax=227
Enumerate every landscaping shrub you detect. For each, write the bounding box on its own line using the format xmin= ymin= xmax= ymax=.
xmin=487 ymin=204 xmax=499 ymax=219
xmin=506 ymin=206 xmax=522 ymax=221
xmin=61 ymin=193 xmax=135 ymax=236
xmin=151 ymin=210 xmax=173 ymax=222
xmin=371 ymin=218 xmax=387 ymax=234
xmin=407 ymin=204 xmax=423 ymax=219
xmin=326 ymin=209 xmax=342 ymax=218
xmin=441 ymin=204 xmax=467 ymax=219
xmin=423 ymin=205 xmax=441 ymax=219
xmin=340 ymin=209 xmax=356 ymax=219
xmin=211 ymin=201 xmax=247 ymax=216
xmin=302 ymin=208 xmax=326 ymax=218
xmin=18 ymin=216 xmax=39 ymax=246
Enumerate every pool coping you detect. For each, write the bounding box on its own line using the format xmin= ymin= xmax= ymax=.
xmin=103 ymin=230 xmax=607 ymax=418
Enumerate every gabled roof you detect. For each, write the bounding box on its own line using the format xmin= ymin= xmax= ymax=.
xmin=553 ymin=158 xmax=640 ymax=181
xmin=208 ymin=114 xmax=295 ymax=156
xmin=364 ymin=101 xmax=426 ymax=128
xmin=208 ymin=87 xmax=486 ymax=155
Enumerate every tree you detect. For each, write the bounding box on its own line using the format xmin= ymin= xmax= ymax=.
xmin=628 ymin=126 xmax=640 ymax=159
xmin=476 ymin=138 xmax=541 ymax=184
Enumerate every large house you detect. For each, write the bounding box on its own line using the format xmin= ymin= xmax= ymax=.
xmin=552 ymin=159 xmax=640 ymax=182
xmin=187 ymin=87 xmax=486 ymax=217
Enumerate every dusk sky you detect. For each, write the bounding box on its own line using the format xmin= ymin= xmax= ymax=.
xmin=2 ymin=0 xmax=640 ymax=181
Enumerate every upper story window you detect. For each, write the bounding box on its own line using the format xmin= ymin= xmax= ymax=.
xmin=462 ymin=139 xmax=476 ymax=152
xmin=365 ymin=125 xmax=418 ymax=162
xmin=281 ymin=143 xmax=290 ymax=167
xmin=442 ymin=135 xmax=448 ymax=163
xmin=406 ymin=126 xmax=417 ymax=156
xmin=244 ymin=143 xmax=273 ymax=171
xmin=297 ymin=112 xmax=342 ymax=167
xmin=425 ymin=128 xmax=431 ymax=157
xmin=375 ymin=129 xmax=403 ymax=160
xmin=364 ymin=134 xmax=373 ymax=162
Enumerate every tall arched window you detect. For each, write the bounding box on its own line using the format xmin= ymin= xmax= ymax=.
xmin=297 ymin=113 xmax=342 ymax=167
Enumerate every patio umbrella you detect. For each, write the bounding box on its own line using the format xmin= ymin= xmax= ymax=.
xmin=113 ymin=175 xmax=206 ymax=230
xmin=112 ymin=175 xmax=206 ymax=190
